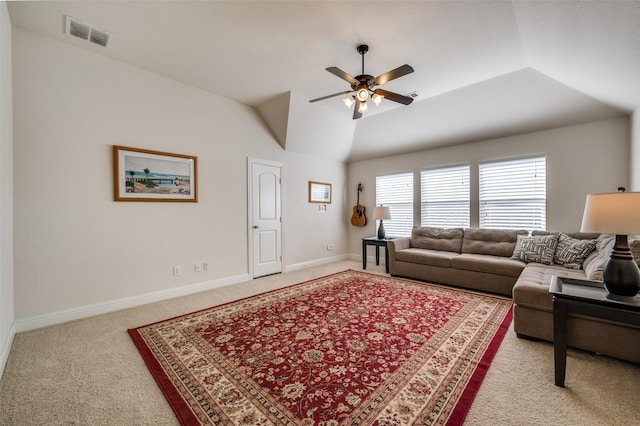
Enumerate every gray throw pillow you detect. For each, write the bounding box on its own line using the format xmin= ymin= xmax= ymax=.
xmin=554 ymin=233 xmax=597 ymax=270
xmin=511 ymin=234 xmax=558 ymax=265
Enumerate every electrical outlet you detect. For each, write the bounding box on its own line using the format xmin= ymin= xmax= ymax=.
xmin=173 ymin=266 xmax=181 ymax=276
xmin=327 ymin=244 xmax=335 ymax=251
xmin=194 ymin=263 xmax=202 ymax=272
xmin=203 ymin=262 xmax=209 ymax=271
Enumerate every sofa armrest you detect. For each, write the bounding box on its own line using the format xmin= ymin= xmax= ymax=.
xmin=387 ymin=237 xmax=410 ymax=274
xmin=388 ymin=237 xmax=410 ymax=253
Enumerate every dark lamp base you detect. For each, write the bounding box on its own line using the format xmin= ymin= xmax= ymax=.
xmin=377 ymin=221 xmax=386 ymax=240
xmin=603 ymin=235 xmax=640 ymax=297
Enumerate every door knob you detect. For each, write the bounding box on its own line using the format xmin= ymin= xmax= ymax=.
xmin=253 ymin=225 xmax=259 ymax=229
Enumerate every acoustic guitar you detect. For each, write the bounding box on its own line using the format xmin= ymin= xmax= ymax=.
xmin=350 ymin=183 xmax=367 ymax=226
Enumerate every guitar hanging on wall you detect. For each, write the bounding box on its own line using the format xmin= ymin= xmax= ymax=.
xmin=350 ymin=183 xmax=367 ymax=226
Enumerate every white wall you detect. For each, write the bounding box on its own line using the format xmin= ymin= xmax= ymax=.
xmin=348 ymin=117 xmax=630 ymax=254
xmin=631 ymin=109 xmax=640 ymax=191
xmin=0 ymin=2 xmax=15 ymax=377
xmin=12 ymin=28 xmax=346 ymax=328
xmin=284 ymin=151 xmax=348 ymax=268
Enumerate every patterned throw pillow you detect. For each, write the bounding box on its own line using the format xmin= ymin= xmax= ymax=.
xmin=553 ymin=233 xmax=598 ymax=270
xmin=511 ymin=234 xmax=558 ymax=265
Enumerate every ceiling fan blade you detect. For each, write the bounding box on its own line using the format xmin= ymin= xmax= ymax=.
xmin=309 ymin=90 xmax=353 ymax=103
xmin=353 ymin=103 xmax=362 ymax=120
xmin=374 ymin=88 xmax=414 ymax=105
xmin=371 ymin=64 xmax=414 ymax=86
xmin=326 ymin=67 xmax=359 ymax=85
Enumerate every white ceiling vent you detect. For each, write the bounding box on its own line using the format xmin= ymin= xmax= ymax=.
xmin=65 ymin=15 xmax=111 ymax=48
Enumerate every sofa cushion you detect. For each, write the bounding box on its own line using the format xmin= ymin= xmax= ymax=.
xmin=410 ymin=226 xmax=464 ymax=253
xmin=451 ymin=253 xmax=526 ymax=277
xmin=461 ymin=228 xmax=528 ymax=257
xmin=553 ymin=233 xmax=597 ymax=270
xmin=395 ymin=248 xmax=459 ymax=268
xmin=583 ymin=234 xmax=615 ymax=281
xmin=511 ymin=234 xmax=558 ymax=265
xmin=513 ymin=264 xmax=588 ymax=310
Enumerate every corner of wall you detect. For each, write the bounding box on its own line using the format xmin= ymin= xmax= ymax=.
xmin=0 ymin=0 xmax=16 ymax=379
xmin=0 ymin=321 xmax=15 ymax=379
xmin=630 ymin=109 xmax=640 ymax=191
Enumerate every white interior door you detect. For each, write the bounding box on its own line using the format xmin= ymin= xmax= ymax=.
xmin=250 ymin=161 xmax=282 ymax=278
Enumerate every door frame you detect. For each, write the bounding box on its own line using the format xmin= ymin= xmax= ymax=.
xmin=247 ymin=157 xmax=285 ymax=278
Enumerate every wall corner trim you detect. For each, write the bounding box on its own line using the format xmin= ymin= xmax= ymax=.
xmin=0 ymin=321 xmax=16 ymax=380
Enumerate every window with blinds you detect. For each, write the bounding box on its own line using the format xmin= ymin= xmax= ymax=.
xmin=376 ymin=172 xmax=413 ymax=237
xmin=421 ymin=165 xmax=470 ymax=228
xmin=479 ymin=156 xmax=546 ymax=230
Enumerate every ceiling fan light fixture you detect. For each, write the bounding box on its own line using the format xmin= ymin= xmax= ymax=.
xmin=358 ymin=101 xmax=368 ymax=113
xmin=372 ymin=93 xmax=384 ymax=106
xmin=343 ymin=96 xmax=355 ymax=108
xmin=356 ymin=87 xmax=369 ymax=102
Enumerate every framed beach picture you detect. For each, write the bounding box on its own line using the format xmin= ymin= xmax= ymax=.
xmin=113 ymin=145 xmax=198 ymax=202
xmin=308 ymin=181 xmax=332 ymax=204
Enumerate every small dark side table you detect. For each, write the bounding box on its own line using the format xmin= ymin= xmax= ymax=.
xmin=549 ymin=276 xmax=640 ymax=387
xmin=362 ymin=237 xmax=392 ymax=273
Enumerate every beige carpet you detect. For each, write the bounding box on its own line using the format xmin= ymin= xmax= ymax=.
xmin=1 ymin=260 xmax=639 ymax=425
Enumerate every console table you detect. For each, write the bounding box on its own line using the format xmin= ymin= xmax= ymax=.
xmin=549 ymin=276 xmax=640 ymax=387
xmin=362 ymin=237 xmax=392 ymax=273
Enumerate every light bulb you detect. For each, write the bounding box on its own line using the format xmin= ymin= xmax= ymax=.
xmin=343 ymin=96 xmax=355 ymax=108
xmin=372 ymin=93 xmax=384 ymax=106
xmin=358 ymin=101 xmax=368 ymax=113
xmin=356 ymin=87 xmax=369 ymax=102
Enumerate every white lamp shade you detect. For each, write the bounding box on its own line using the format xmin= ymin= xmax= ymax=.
xmin=580 ymin=192 xmax=640 ymax=235
xmin=372 ymin=206 xmax=391 ymax=221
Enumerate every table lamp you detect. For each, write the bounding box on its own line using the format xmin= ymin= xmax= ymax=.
xmin=580 ymin=188 xmax=640 ymax=297
xmin=373 ymin=205 xmax=391 ymax=239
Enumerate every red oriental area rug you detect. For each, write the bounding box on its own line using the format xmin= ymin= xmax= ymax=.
xmin=129 ymin=270 xmax=513 ymax=425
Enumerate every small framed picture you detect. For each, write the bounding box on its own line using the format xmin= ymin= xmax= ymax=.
xmin=308 ymin=181 xmax=332 ymax=204
xmin=113 ymin=145 xmax=197 ymax=202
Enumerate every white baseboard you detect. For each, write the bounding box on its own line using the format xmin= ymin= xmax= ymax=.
xmin=0 ymin=321 xmax=16 ymax=379
xmin=14 ymin=273 xmax=250 ymax=333
xmin=345 ymin=253 xmax=388 ymax=269
xmin=347 ymin=253 xmax=360 ymax=261
xmin=13 ymin=254 xmax=360 ymax=333
xmin=285 ymin=254 xmax=350 ymax=272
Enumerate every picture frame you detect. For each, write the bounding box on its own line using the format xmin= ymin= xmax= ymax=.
xmin=308 ymin=181 xmax=332 ymax=204
xmin=113 ymin=145 xmax=198 ymax=202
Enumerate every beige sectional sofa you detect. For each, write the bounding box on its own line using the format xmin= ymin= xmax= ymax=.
xmin=387 ymin=226 xmax=640 ymax=364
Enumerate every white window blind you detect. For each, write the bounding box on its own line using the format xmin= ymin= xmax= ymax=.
xmin=421 ymin=165 xmax=470 ymax=228
xmin=376 ymin=172 xmax=413 ymax=237
xmin=479 ymin=156 xmax=546 ymax=230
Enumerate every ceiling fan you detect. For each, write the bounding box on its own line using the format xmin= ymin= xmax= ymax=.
xmin=309 ymin=44 xmax=415 ymax=120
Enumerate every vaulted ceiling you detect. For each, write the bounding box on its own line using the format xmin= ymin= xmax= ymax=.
xmin=8 ymin=1 xmax=639 ymax=162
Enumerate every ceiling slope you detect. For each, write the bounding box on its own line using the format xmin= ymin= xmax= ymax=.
xmin=513 ymin=1 xmax=640 ymax=111
xmin=349 ymin=68 xmax=626 ymax=162
xmin=6 ymin=1 xmax=639 ymax=162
